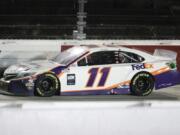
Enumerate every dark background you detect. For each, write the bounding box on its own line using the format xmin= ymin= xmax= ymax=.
xmin=1 ymin=0 xmax=180 ymax=39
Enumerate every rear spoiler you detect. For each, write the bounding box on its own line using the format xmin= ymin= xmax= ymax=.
xmin=153 ymin=49 xmax=177 ymax=60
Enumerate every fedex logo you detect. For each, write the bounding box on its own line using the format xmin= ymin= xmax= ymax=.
xmin=132 ymin=63 xmax=153 ymax=70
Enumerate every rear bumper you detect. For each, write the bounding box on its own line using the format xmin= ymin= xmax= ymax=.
xmin=155 ymin=70 xmax=180 ymax=90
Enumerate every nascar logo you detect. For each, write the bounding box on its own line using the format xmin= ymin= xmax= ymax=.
xmin=132 ymin=63 xmax=153 ymax=70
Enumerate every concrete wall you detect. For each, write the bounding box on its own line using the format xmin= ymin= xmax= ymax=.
xmin=1 ymin=40 xmax=180 ymax=52
xmin=1 ymin=39 xmax=180 ymax=70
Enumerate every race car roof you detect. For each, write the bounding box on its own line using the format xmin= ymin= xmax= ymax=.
xmin=79 ymin=44 xmax=131 ymax=52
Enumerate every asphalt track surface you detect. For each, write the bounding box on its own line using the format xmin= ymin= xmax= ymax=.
xmin=0 ymin=85 xmax=180 ymax=101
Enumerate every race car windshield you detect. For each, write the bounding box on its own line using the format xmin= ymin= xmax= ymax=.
xmin=52 ymin=47 xmax=88 ymax=65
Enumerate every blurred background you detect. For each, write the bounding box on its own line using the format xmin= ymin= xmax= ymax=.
xmin=1 ymin=0 xmax=180 ymax=39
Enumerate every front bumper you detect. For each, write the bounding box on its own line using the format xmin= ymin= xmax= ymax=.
xmin=0 ymin=78 xmax=35 ymax=96
xmin=0 ymin=79 xmax=14 ymax=95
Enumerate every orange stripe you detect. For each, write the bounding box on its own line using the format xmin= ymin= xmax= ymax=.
xmin=64 ymin=80 xmax=131 ymax=92
xmin=106 ymin=80 xmax=130 ymax=90
xmin=57 ymin=72 xmax=64 ymax=77
xmin=151 ymin=67 xmax=170 ymax=76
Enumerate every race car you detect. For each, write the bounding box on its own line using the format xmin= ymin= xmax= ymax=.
xmin=0 ymin=45 xmax=179 ymax=96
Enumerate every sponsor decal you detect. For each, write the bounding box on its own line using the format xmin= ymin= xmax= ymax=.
xmin=67 ymin=74 xmax=76 ymax=85
xmin=166 ymin=62 xmax=177 ymax=69
xmin=25 ymin=79 xmax=34 ymax=90
xmin=132 ymin=63 xmax=153 ymax=70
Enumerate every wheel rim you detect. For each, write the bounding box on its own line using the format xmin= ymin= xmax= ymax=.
xmin=38 ymin=77 xmax=57 ymax=94
xmin=41 ymin=79 xmax=53 ymax=91
xmin=135 ymin=76 xmax=153 ymax=94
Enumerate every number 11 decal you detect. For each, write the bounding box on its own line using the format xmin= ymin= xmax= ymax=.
xmin=86 ymin=67 xmax=111 ymax=87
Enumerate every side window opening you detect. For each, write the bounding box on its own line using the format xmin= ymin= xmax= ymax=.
xmin=77 ymin=51 xmax=145 ymax=66
xmin=87 ymin=51 xmax=118 ymax=66
xmin=119 ymin=51 xmax=145 ymax=63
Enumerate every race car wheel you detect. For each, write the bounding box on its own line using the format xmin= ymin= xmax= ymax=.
xmin=130 ymin=72 xmax=154 ymax=96
xmin=35 ymin=73 xmax=60 ymax=97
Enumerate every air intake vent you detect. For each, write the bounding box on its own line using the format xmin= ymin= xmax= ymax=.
xmin=4 ymin=74 xmax=17 ymax=80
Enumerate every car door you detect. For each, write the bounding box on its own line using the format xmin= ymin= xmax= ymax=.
xmin=61 ymin=50 xmax=142 ymax=94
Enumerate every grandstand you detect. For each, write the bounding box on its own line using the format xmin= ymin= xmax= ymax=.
xmin=0 ymin=0 xmax=180 ymax=39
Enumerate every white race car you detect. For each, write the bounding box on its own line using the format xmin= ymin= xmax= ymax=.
xmin=0 ymin=45 xmax=179 ymax=96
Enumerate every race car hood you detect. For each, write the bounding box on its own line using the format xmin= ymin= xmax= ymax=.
xmin=4 ymin=60 xmax=63 ymax=76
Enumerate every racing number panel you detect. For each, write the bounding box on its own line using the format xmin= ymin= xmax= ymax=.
xmin=86 ymin=67 xmax=111 ymax=87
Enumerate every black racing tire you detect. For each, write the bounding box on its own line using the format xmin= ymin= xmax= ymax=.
xmin=130 ymin=72 xmax=154 ymax=96
xmin=34 ymin=73 xmax=60 ymax=97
